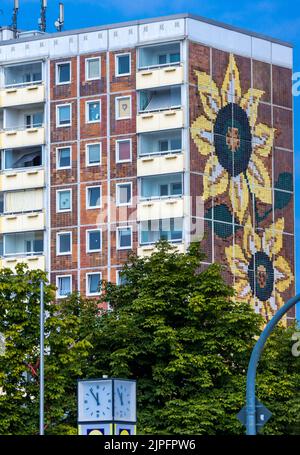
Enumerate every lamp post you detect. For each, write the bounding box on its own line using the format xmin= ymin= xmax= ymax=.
xmin=39 ymin=280 xmax=44 ymax=436
xmin=245 ymin=293 xmax=300 ymax=435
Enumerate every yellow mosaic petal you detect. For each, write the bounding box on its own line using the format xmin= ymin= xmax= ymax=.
xmin=262 ymin=218 xmax=284 ymax=257
xmin=194 ymin=71 xmax=222 ymax=121
xmin=252 ymin=123 xmax=276 ymax=157
xmin=203 ymin=154 xmax=228 ymax=199
xmin=275 ymin=294 xmax=287 ymax=326
xmin=235 ymin=278 xmax=252 ymax=301
xmin=225 ymin=244 xmax=248 ymax=279
xmin=190 ymin=115 xmax=214 ymax=156
xmin=243 ymin=217 xmax=261 ymax=258
xmin=229 ymin=173 xmax=249 ymax=224
xmin=274 ymin=255 xmax=294 ymax=293
xmin=221 ymin=54 xmax=242 ymax=106
xmin=246 ymin=154 xmax=272 ymax=204
xmin=240 ymin=89 xmax=264 ymax=128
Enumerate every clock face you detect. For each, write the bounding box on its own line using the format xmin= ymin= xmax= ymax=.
xmin=114 ymin=380 xmax=136 ymax=422
xmin=78 ymin=380 xmax=113 ymax=422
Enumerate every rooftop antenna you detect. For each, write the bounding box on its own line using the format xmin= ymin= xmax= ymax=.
xmin=54 ymin=2 xmax=64 ymax=32
xmin=38 ymin=0 xmax=47 ymax=33
xmin=11 ymin=0 xmax=19 ymax=38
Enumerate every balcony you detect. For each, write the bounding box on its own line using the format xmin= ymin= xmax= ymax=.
xmin=0 ymin=126 xmax=45 ymax=149
xmin=138 ymin=242 xmax=185 ymax=258
xmin=138 ymin=217 xmax=184 ymax=256
xmin=0 ymin=84 xmax=45 ymax=108
xmin=137 ymin=66 xmax=183 ymax=90
xmin=137 ymin=86 xmax=182 ymax=133
xmin=0 ymin=211 xmax=45 ymax=234
xmin=138 ymin=129 xmax=184 ymax=176
xmin=0 ymin=255 xmax=45 ymax=271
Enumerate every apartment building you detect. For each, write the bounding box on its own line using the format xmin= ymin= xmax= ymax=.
xmin=0 ymin=13 xmax=295 ymax=321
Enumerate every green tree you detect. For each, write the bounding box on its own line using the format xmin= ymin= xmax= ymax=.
xmin=92 ymin=241 xmax=300 ymax=435
xmin=0 ymin=265 xmax=98 ymax=435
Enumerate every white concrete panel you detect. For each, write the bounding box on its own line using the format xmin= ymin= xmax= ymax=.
xmin=251 ymin=37 xmax=272 ymax=63
xmin=188 ymin=18 xmax=251 ymax=57
xmin=139 ymin=19 xmax=185 ymax=43
xmin=78 ymin=30 xmax=108 ymax=53
xmin=272 ymin=43 xmax=293 ymax=68
xmin=108 ymin=26 xmax=138 ymax=50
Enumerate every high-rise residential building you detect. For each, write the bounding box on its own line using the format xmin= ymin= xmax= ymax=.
xmin=0 ymin=13 xmax=295 ymax=322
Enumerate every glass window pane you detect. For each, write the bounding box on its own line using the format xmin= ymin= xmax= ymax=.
xmin=58 ymin=63 xmax=70 ymax=83
xmin=159 ymin=140 xmax=169 ymax=152
xmin=88 ymin=144 xmax=101 ymax=164
xmin=58 ymin=106 xmax=71 ymax=125
xmin=88 ymin=231 xmax=101 ymax=251
xmin=170 ymin=52 xmax=180 ymax=63
xmin=88 ymin=274 xmax=101 ymax=294
xmin=59 ymin=233 xmax=71 ymax=253
xmin=160 ymin=185 xmax=168 ymax=197
xmin=58 ymin=148 xmax=71 ymax=168
xmin=117 ymin=271 xmax=127 ymax=285
xmin=118 ymin=184 xmax=131 ymax=205
xmin=88 ymin=187 xmax=101 ymax=207
xmin=88 ymin=102 xmax=100 ymax=122
xmin=59 ymin=191 xmax=71 ymax=210
xmin=117 ymin=55 xmax=130 ymax=75
xmin=117 ymin=97 xmax=131 ymax=119
xmin=170 ymin=137 xmax=181 ymax=150
xmin=59 ymin=277 xmax=71 ymax=296
xmin=171 ymin=182 xmax=182 ymax=195
xmin=119 ymin=228 xmax=131 ymax=248
xmin=117 ymin=141 xmax=131 ymax=161
xmin=87 ymin=59 xmax=100 ymax=79
xmin=158 ymin=54 xmax=167 ymax=65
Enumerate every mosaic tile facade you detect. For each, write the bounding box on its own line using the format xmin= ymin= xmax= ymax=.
xmin=189 ymin=42 xmax=295 ymax=323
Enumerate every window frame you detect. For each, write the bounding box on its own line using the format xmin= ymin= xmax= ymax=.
xmin=86 ymin=272 xmax=102 ymax=296
xmin=85 ymin=57 xmax=101 ymax=81
xmin=56 ymin=146 xmax=72 ymax=170
xmin=85 ymin=99 xmax=101 ymax=124
xmin=55 ymin=61 xmax=71 ymax=85
xmin=86 ymin=142 xmax=102 ymax=167
xmin=117 ymin=225 xmax=132 ymax=250
xmin=86 ymin=228 xmax=102 ymax=253
xmin=56 ymin=274 xmax=72 ymax=299
xmin=116 ymin=138 xmax=132 ymax=163
xmin=86 ymin=185 xmax=102 ymax=210
xmin=56 ymin=188 xmax=72 ymax=213
xmin=56 ymin=231 xmax=72 ymax=256
xmin=115 ymin=52 xmax=131 ymax=77
xmin=115 ymin=95 xmax=132 ymax=120
xmin=116 ymin=181 xmax=133 ymax=207
xmin=56 ymin=103 xmax=72 ymax=128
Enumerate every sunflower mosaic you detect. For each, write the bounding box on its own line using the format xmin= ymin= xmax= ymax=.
xmin=190 ymin=53 xmax=294 ymax=320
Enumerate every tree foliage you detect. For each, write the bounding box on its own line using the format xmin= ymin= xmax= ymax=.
xmin=0 ymin=243 xmax=299 ymax=435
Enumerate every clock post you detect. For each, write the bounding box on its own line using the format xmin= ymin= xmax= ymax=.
xmin=77 ymin=378 xmax=137 ymax=435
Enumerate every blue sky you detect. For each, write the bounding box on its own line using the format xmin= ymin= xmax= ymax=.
xmin=1 ymin=0 xmax=299 ymax=318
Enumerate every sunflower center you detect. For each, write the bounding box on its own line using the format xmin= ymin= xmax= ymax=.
xmin=226 ymin=127 xmax=240 ymax=152
xmin=214 ymin=103 xmax=252 ymax=177
xmin=248 ymin=252 xmax=274 ymax=302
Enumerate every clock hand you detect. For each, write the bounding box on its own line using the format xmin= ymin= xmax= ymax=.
xmin=117 ymin=388 xmax=124 ymax=406
xmin=89 ymin=388 xmax=100 ymax=406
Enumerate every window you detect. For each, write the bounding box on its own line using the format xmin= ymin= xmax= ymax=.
xmin=86 ymin=272 xmax=102 ymax=296
xmin=57 ymin=232 xmax=72 ymax=255
xmin=86 ymin=100 xmax=101 ymax=123
xmin=116 ymin=53 xmax=131 ymax=76
xmin=57 ymin=189 xmax=71 ymax=212
xmin=56 ymin=62 xmax=71 ymax=84
xmin=86 ymin=143 xmax=101 ymax=166
xmin=115 ymin=96 xmax=131 ymax=120
xmin=57 ymin=104 xmax=71 ymax=127
xmin=117 ymin=226 xmax=132 ymax=250
xmin=86 ymin=57 xmax=101 ymax=80
xmin=116 ymin=182 xmax=132 ymax=206
xmin=116 ymin=139 xmax=132 ymax=163
xmin=86 ymin=186 xmax=101 ymax=209
xmin=117 ymin=270 xmax=128 ymax=286
xmin=140 ymin=218 xmax=183 ymax=245
xmin=25 ymin=112 xmax=43 ymax=128
xmin=57 ymin=147 xmax=71 ymax=169
xmin=57 ymin=275 xmax=72 ymax=298
xmin=87 ymin=229 xmax=102 ymax=252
